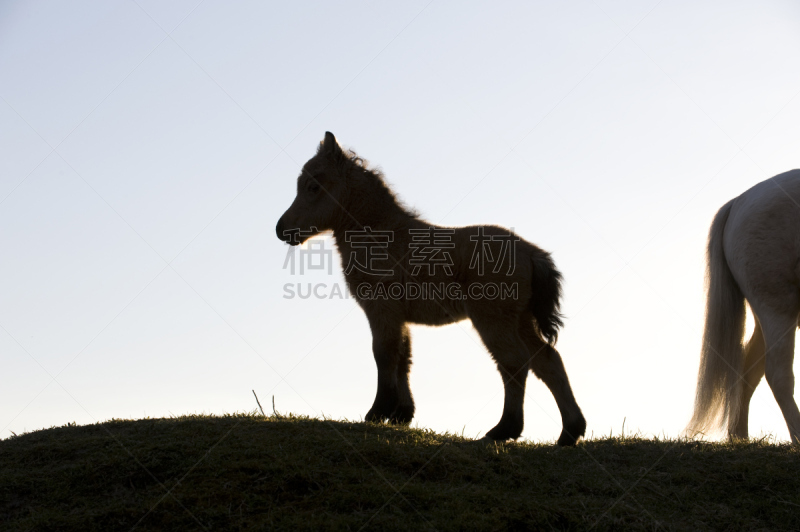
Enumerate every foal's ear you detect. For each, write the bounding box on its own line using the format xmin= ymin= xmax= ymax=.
xmin=320 ymin=131 xmax=342 ymax=157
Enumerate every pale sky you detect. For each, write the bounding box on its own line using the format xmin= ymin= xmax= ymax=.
xmin=2 ymin=0 xmax=800 ymax=443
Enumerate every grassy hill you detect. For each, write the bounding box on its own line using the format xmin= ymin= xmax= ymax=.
xmin=1 ymin=413 xmax=799 ymax=531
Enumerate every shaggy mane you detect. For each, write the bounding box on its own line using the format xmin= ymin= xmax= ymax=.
xmin=343 ymin=148 xmax=421 ymax=220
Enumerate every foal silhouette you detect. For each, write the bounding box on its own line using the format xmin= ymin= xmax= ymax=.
xmin=277 ymin=132 xmax=585 ymax=445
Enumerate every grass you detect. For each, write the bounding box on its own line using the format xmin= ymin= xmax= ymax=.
xmin=1 ymin=413 xmax=799 ymax=531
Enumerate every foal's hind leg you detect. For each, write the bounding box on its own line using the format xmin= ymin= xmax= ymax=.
xmin=518 ymin=316 xmax=586 ymax=446
xmin=730 ymin=321 xmax=765 ymax=440
xmin=470 ymin=314 xmax=530 ymax=441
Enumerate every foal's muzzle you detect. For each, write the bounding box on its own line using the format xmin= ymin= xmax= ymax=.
xmin=275 ymin=218 xmax=300 ymax=246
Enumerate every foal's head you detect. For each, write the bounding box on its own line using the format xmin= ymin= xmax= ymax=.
xmin=276 ymin=132 xmax=350 ymax=246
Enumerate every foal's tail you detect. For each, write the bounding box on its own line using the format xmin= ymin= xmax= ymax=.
xmin=529 ymin=253 xmax=564 ymax=346
xmin=687 ymin=199 xmax=746 ymax=438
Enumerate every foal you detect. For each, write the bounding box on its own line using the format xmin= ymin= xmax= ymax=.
xmin=277 ymin=132 xmax=586 ymax=445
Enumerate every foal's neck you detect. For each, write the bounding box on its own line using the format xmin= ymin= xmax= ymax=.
xmin=331 ymin=204 xmax=414 ymax=243
xmin=331 ymin=172 xmax=417 ymax=240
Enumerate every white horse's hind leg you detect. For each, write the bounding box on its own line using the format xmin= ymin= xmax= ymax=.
xmin=755 ymin=308 xmax=800 ymax=444
xmin=730 ymin=321 xmax=765 ymax=440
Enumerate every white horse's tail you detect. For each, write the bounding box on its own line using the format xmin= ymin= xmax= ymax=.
xmin=687 ymin=199 xmax=747 ymax=437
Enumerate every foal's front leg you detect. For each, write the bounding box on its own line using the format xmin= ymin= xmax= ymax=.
xmin=393 ymin=327 xmax=415 ymax=423
xmin=365 ymin=316 xmax=414 ymax=424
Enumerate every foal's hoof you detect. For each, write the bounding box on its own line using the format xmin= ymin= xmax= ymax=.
xmin=556 ymin=432 xmax=579 ymax=447
xmin=388 ymin=404 xmax=415 ymax=425
xmin=556 ymin=416 xmax=587 ymax=446
xmin=365 ymin=409 xmax=387 ymax=423
xmin=484 ymin=424 xmax=522 ymax=442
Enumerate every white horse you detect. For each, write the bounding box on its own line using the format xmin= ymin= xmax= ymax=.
xmin=688 ymin=169 xmax=800 ymax=444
